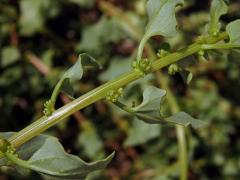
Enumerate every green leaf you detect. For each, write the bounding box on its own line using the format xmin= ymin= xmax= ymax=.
xmin=124 ymin=119 xmax=161 ymax=146
xmin=61 ymin=53 xmax=101 ymax=92
xmin=132 ymin=86 xmax=167 ymax=124
xmin=129 ymin=86 xmax=206 ymax=128
xmin=44 ymin=53 xmax=101 ymax=116
xmin=77 ymin=17 xmax=125 ymax=55
xmin=1 ymin=46 xmax=20 ymax=67
xmin=179 ymin=69 xmax=193 ymax=84
xmin=77 ymin=122 xmax=104 ymax=159
xmin=0 ymin=132 xmax=114 ymax=180
xmin=100 ymin=56 xmax=133 ymax=82
xmin=137 ymin=0 xmax=184 ymax=60
xmin=207 ymin=0 xmax=228 ymax=35
xmin=165 ymin=112 xmax=205 ymax=128
xmin=226 ymin=19 xmax=240 ymax=45
xmin=19 ymin=0 xmax=59 ymax=35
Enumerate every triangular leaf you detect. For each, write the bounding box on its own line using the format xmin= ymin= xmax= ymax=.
xmin=62 ymin=53 xmax=101 ymax=95
xmin=137 ymin=0 xmax=184 ymax=60
xmin=0 ymin=132 xmax=114 ymax=180
xmin=128 ymin=86 xmax=206 ymax=128
xmin=133 ymin=86 xmax=167 ymax=124
xmin=44 ymin=53 xmax=101 ymax=115
xmin=166 ymin=112 xmax=206 ymax=129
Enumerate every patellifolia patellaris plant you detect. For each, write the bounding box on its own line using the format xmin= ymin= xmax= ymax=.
xmin=0 ymin=0 xmax=240 ymax=179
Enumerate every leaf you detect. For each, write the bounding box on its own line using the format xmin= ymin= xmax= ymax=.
xmin=77 ymin=17 xmax=125 ymax=55
xmin=132 ymin=86 xmax=167 ymax=124
xmin=137 ymin=0 xmax=184 ymax=60
xmin=99 ymin=56 xmax=133 ymax=82
xmin=0 ymin=132 xmax=114 ymax=180
xmin=124 ymin=119 xmax=161 ymax=147
xmin=44 ymin=53 xmax=101 ymax=115
xmin=77 ymin=122 xmax=104 ymax=159
xmin=19 ymin=0 xmax=59 ymax=35
xmin=207 ymin=0 xmax=228 ymax=35
xmin=179 ymin=69 xmax=193 ymax=84
xmin=177 ymin=56 xmax=198 ymax=83
xmin=1 ymin=46 xmax=20 ymax=67
xmin=165 ymin=112 xmax=205 ymax=129
xmin=61 ymin=53 xmax=101 ymax=93
xmin=226 ymin=19 xmax=240 ymax=45
xmin=131 ymin=86 xmax=206 ymax=128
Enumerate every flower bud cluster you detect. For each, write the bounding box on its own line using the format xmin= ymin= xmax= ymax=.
xmin=168 ymin=64 xmax=182 ymax=75
xmin=132 ymin=58 xmax=152 ymax=76
xmin=106 ymin=88 xmax=123 ymax=103
xmin=43 ymin=100 xmax=55 ymax=116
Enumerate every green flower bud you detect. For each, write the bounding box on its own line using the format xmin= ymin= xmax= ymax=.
xmin=157 ymin=49 xmax=169 ymax=58
xmin=132 ymin=59 xmax=152 ymax=76
xmin=43 ymin=100 xmax=54 ymax=116
xmin=168 ymin=64 xmax=181 ymax=75
xmin=0 ymin=139 xmax=14 ymax=154
xmin=106 ymin=88 xmax=124 ymax=103
xmin=198 ymin=50 xmax=205 ymax=56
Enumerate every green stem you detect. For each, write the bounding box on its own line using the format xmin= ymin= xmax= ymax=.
xmin=51 ymin=78 xmax=65 ymax=106
xmin=6 ymin=33 xmax=228 ymax=151
xmin=202 ymin=43 xmax=240 ymax=50
xmin=113 ymin=101 xmax=135 ymax=114
xmin=5 ymin=153 xmax=30 ymax=169
xmin=156 ymin=72 xmax=187 ymax=180
xmin=99 ymin=4 xmax=189 ymax=179
xmin=137 ymin=36 xmax=149 ymax=61
xmin=99 ymin=4 xmax=226 ymax=179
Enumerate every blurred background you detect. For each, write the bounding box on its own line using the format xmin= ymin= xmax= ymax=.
xmin=0 ymin=0 xmax=240 ymax=179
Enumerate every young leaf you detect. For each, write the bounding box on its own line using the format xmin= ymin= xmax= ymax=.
xmin=116 ymin=86 xmax=206 ymax=129
xmin=137 ymin=0 xmax=184 ymax=60
xmin=226 ymin=19 xmax=240 ymax=45
xmin=44 ymin=53 xmax=101 ymax=116
xmin=207 ymin=0 xmax=228 ymax=36
xmin=179 ymin=69 xmax=193 ymax=84
xmin=0 ymin=132 xmax=114 ymax=179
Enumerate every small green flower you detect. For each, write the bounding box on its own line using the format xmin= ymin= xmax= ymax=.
xmin=132 ymin=58 xmax=152 ymax=76
xmin=157 ymin=49 xmax=170 ymax=58
xmin=43 ymin=100 xmax=55 ymax=116
xmin=198 ymin=50 xmax=205 ymax=57
xmin=168 ymin=64 xmax=182 ymax=75
xmin=106 ymin=88 xmax=123 ymax=103
xmin=0 ymin=139 xmax=15 ymax=155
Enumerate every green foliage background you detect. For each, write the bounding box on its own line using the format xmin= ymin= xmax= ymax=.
xmin=0 ymin=0 xmax=240 ymax=179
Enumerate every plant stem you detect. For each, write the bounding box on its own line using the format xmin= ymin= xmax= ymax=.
xmin=7 ymin=33 xmax=227 ymax=149
xmin=100 ymin=3 xmax=189 ymax=179
xmin=159 ymin=75 xmax=187 ymax=180
xmin=5 ymin=153 xmax=30 ymax=169
xmin=202 ymin=43 xmax=240 ymax=50
xmin=113 ymin=101 xmax=135 ymax=114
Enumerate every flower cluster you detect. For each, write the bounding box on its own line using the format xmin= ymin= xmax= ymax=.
xmin=106 ymin=88 xmax=123 ymax=103
xmin=43 ymin=100 xmax=55 ymax=116
xmin=132 ymin=58 xmax=152 ymax=76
